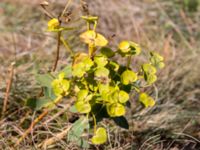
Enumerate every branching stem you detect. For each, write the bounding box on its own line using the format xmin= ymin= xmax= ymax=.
xmin=92 ymin=113 xmax=97 ymax=134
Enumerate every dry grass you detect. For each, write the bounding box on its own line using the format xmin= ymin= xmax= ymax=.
xmin=0 ymin=0 xmax=200 ymax=149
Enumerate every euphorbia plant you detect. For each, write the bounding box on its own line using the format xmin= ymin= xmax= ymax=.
xmin=23 ymin=11 xmax=164 ymax=147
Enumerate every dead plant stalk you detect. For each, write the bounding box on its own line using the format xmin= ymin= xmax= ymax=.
xmin=2 ymin=62 xmax=15 ymax=116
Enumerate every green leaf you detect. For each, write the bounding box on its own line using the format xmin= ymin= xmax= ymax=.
xmin=69 ymin=105 xmax=78 ymax=113
xmin=35 ymin=73 xmax=54 ymax=87
xmin=60 ymin=65 xmax=72 ymax=77
xmin=43 ymin=87 xmax=56 ymax=100
xmin=113 ymin=116 xmax=129 ymax=129
xmin=68 ymin=117 xmax=89 ymax=148
xmin=91 ymin=103 xmax=109 ymax=121
xmin=91 ymin=127 xmax=107 ymax=144
xmin=100 ymin=47 xmax=115 ymax=58
xmin=26 ymin=97 xmax=37 ymax=109
xmin=26 ymin=96 xmax=58 ymax=110
xmin=121 ymin=70 xmax=137 ymax=85
xmin=109 ymin=61 xmax=119 ymax=72
xmin=88 ymin=82 xmax=98 ymax=92
xmin=139 ymin=93 xmax=155 ymax=108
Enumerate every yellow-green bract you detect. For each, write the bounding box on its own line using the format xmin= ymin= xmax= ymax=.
xmin=91 ymin=127 xmax=107 ymax=144
xmin=51 ymin=72 xmax=70 ymax=96
xmin=139 ymin=93 xmax=155 ymax=107
xmin=80 ymin=30 xmax=108 ymax=47
xmin=121 ymin=70 xmax=138 ymax=85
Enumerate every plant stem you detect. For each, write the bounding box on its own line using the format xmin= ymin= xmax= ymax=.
xmin=60 ymin=36 xmax=74 ymax=56
xmin=92 ymin=113 xmax=97 ymax=134
xmin=89 ymin=44 xmax=96 ymax=57
xmin=89 ymin=44 xmax=93 ymax=57
xmin=127 ymin=56 xmax=132 ymax=68
xmin=52 ymin=31 xmax=61 ymax=72
xmin=93 ymin=21 xmax=97 ymax=31
xmin=87 ymin=22 xmax=90 ymax=30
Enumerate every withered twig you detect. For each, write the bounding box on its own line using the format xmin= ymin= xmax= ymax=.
xmin=61 ymin=0 xmax=73 ymax=18
xmin=39 ymin=125 xmax=72 ymax=149
xmin=40 ymin=1 xmax=55 ymax=19
xmin=15 ymin=109 xmax=49 ymax=146
xmin=2 ymin=62 xmax=15 ymax=116
xmin=16 ymin=96 xmax=63 ymax=146
xmin=44 ymin=105 xmax=69 ymax=124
